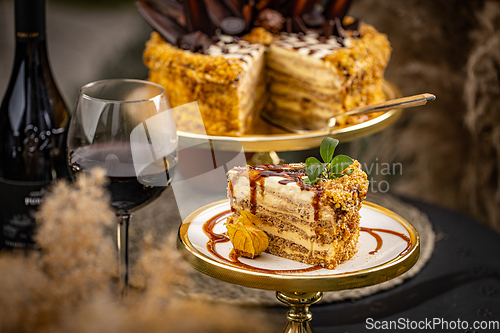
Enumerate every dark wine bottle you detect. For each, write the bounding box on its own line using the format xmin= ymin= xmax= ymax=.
xmin=0 ymin=0 xmax=70 ymax=250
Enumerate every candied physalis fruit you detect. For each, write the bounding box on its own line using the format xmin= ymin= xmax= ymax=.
xmin=226 ymin=211 xmax=269 ymax=259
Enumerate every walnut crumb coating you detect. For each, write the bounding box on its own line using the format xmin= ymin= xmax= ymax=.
xmin=324 ymin=23 xmax=392 ymax=113
xmin=241 ymin=27 xmax=274 ymax=45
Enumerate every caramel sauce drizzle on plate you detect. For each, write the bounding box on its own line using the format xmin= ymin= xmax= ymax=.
xmin=203 ymin=210 xmax=322 ymax=273
xmin=202 ymin=209 xmax=412 ymax=274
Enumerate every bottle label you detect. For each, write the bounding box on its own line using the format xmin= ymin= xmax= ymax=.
xmin=0 ymin=177 xmax=51 ymax=248
xmin=16 ymin=32 xmax=41 ymax=39
xmin=15 ymin=0 xmax=46 ymax=41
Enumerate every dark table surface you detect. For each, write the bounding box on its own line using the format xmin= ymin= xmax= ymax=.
xmin=268 ymin=197 xmax=500 ymax=332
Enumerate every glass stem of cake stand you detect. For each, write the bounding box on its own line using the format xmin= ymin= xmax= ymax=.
xmin=117 ymin=214 xmax=131 ymax=298
xmin=276 ymin=291 xmax=323 ymax=333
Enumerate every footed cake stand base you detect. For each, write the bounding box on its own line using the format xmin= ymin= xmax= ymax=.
xmin=277 ymin=291 xmax=323 ymax=333
xmin=177 ymin=200 xmax=420 ymax=333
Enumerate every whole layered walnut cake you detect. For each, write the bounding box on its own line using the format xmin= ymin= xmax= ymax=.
xmin=137 ymin=0 xmax=391 ymax=136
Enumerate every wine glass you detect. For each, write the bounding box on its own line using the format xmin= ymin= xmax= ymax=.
xmin=67 ymin=79 xmax=178 ymax=296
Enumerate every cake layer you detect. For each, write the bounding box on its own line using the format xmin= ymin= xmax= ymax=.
xmin=228 ymin=163 xmax=367 ymax=221
xmin=267 ymin=41 xmax=344 ymax=90
xmin=266 ymin=232 xmax=359 ymax=269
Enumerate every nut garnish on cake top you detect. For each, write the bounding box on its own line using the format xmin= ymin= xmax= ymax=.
xmin=226 ymin=138 xmax=369 ymax=268
xmin=137 ymin=0 xmax=391 ymax=136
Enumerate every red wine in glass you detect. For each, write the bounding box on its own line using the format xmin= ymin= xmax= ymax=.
xmin=70 ymin=143 xmax=177 ymax=214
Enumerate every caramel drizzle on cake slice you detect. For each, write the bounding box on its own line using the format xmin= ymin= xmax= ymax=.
xmin=234 ymin=164 xmax=325 ymax=221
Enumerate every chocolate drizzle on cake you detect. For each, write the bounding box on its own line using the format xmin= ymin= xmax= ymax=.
xmin=136 ymin=0 xmax=361 ymax=53
xmin=360 ymin=227 xmax=412 ymax=257
xmin=274 ymin=32 xmax=343 ymax=59
xmin=234 ymin=164 xmax=326 ymax=221
xmin=205 ymin=36 xmax=264 ymax=70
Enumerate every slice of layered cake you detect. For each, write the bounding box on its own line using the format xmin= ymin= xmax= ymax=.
xmin=144 ymin=32 xmax=266 ymax=136
xmin=226 ymin=150 xmax=369 ymax=268
xmin=137 ymin=0 xmax=391 ymax=136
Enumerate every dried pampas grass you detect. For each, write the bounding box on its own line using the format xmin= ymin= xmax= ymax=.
xmin=0 ymin=169 xmax=275 ymax=333
xmin=36 ymin=168 xmax=117 ymax=306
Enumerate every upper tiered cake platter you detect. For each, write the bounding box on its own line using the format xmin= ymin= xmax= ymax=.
xmin=177 ymin=80 xmax=402 ymax=152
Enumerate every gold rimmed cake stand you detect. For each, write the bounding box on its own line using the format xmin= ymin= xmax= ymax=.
xmin=177 ymin=200 xmax=420 ymax=333
xmin=178 ymin=81 xmax=402 ymax=160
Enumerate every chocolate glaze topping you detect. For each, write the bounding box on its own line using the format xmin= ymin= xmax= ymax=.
xmin=136 ymin=0 xmax=361 ymax=54
xmin=221 ymin=16 xmax=247 ymax=34
xmin=302 ymin=4 xmax=324 ymax=27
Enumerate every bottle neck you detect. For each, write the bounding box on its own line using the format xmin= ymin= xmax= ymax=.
xmin=13 ymin=0 xmax=49 ymax=71
xmin=15 ymin=0 xmax=46 ymax=42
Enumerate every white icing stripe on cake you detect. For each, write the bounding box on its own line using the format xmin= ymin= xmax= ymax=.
xmin=205 ymin=34 xmax=265 ymax=70
xmin=273 ymin=32 xmax=349 ymax=60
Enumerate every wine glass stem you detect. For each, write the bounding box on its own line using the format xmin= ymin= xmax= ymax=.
xmin=117 ymin=214 xmax=131 ymax=298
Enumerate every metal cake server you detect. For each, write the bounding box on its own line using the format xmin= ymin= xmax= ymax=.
xmin=261 ymin=93 xmax=436 ymax=134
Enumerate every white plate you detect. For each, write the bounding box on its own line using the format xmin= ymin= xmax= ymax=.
xmin=184 ymin=201 xmax=415 ymax=276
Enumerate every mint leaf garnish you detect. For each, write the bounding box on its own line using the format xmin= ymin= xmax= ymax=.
xmin=305 ymin=157 xmax=325 ymax=185
xmin=330 ymin=173 xmax=345 ymax=179
xmin=320 ymin=137 xmax=339 ymax=164
xmin=303 ymin=138 xmax=355 ymax=185
xmin=329 ymin=155 xmax=354 ymax=175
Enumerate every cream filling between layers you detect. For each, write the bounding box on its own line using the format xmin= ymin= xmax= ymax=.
xmin=269 ymin=81 xmax=342 ymax=104
xmin=269 ymin=96 xmax=340 ymax=119
xmin=249 ymin=208 xmax=319 ymax=237
xmin=267 ymin=45 xmax=342 ymax=89
xmin=236 ymin=49 xmax=266 ymax=127
xmin=261 ymin=224 xmax=342 ymax=258
xmin=231 ymin=187 xmax=336 ymax=223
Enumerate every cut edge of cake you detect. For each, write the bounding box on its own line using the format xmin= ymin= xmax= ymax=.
xmin=144 ymin=32 xmax=267 ymax=136
xmin=226 ymin=161 xmax=369 ymax=269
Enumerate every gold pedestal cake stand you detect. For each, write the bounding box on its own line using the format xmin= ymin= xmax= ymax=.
xmin=178 ymin=81 xmax=402 ymax=164
xmin=177 ymin=200 xmax=420 ymax=333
